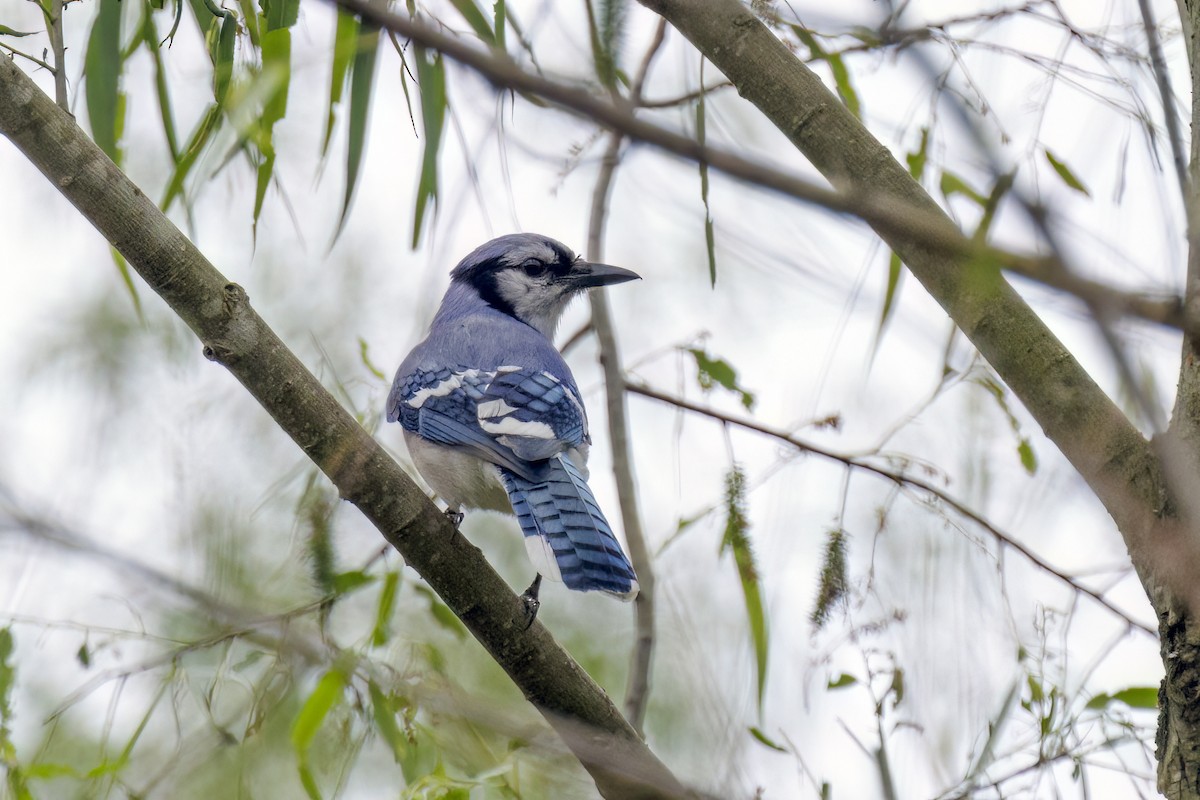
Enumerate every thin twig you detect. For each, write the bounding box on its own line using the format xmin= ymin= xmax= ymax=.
xmin=0 ymin=43 xmax=55 ymax=72
xmin=584 ymin=17 xmax=669 ymax=736
xmin=43 ymin=0 xmax=69 ymax=113
xmin=638 ymin=80 xmax=733 ymax=108
xmin=1136 ymin=0 xmax=1189 ymax=204
xmin=626 ymin=382 xmax=1156 ymax=637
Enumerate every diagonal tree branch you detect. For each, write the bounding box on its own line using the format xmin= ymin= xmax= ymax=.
xmin=635 ymin=0 xmax=1172 ymax=593
xmin=0 ymin=55 xmax=691 ymax=800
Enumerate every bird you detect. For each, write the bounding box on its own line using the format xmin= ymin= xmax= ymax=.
xmin=387 ymin=233 xmax=640 ymax=621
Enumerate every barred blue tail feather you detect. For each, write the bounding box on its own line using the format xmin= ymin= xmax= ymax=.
xmin=501 ymin=456 xmax=639 ymax=600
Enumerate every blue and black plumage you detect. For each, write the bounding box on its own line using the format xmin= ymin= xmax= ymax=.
xmin=387 ymin=233 xmax=640 ymax=603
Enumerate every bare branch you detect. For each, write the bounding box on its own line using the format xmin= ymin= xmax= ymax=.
xmin=584 ymin=18 xmax=669 ymax=736
xmin=40 ymin=0 xmax=69 ymax=113
xmin=626 ymin=382 xmax=1156 ymax=637
xmin=1137 ymin=0 xmax=1190 ymax=203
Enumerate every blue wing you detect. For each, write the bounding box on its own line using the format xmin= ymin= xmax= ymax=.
xmin=388 ymin=365 xmax=587 ymax=481
xmin=501 ymin=456 xmax=639 ymax=599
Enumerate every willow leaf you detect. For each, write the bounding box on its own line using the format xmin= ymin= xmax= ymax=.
xmin=85 ymin=0 xmax=123 ymax=162
xmin=334 ymin=21 xmax=380 ymax=241
xmin=411 ymin=47 xmax=446 ymax=248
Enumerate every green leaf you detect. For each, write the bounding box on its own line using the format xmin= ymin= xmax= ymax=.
xmin=291 ymin=669 xmax=346 ymax=753
xmin=371 ymin=571 xmax=400 ymax=647
xmin=411 ymin=47 xmax=446 ymax=248
xmin=298 ymin=761 xmax=322 ymax=800
xmin=1017 ymin=438 xmax=1037 ymax=475
xmin=335 ymin=21 xmax=381 ymax=241
xmin=358 ymin=337 xmax=386 ymax=380
xmin=791 ymin=26 xmax=860 ymax=118
xmin=749 ymin=726 xmax=788 ymax=752
xmin=331 ymin=570 xmax=376 ymax=595
xmin=1086 ymin=686 xmax=1158 ymax=710
xmin=23 ymin=763 xmax=77 ymax=780
xmin=232 ymin=649 xmax=267 ymax=672
xmin=368 ymin=681 xmax=407 ymax=764
xmin=587 ymin=0 xmax=626 ymax=89
xmin=827 ymin=673 xmax=857 ymax=690
xmin=720 ymin=467 xmax=769 ymax=713
xmin=939 ymin=170 xmax=988 ymax=207
xmin=448 ymin=0 xmax=494 ymax=44
xmin=160 ymin=103 xmax=222 ymax=209
xmin=1044 ymin=149 xmax=1091 ymax=197
xmin=687 ymin=347 xmax=755 ymax=409
xmin=413 ymin=585 xmax=467 ymax=640
xmin=493 ymin=0 xmax=505 ymax=49
xmin=85 ymin=0 xmax=123 ymax=161
xmin=188 ymin=0 xmax=218 ymax=32
xmin=110 ymin=246 xmax=144 ymax=320
xmin=906 ymin=127 xmax=929 ymax=180
xmin=890 ymin=667 xmax=905 ymax=706
xmin=236 ymin=0 xmax=260 ymax=46
xmin=870 ymin=250 xmax=903 ymax=363
xmin=970 ymin=372 xmax=1038 ymax=477
xmin=142 ymin=12 xmax=180 ymax=160
xmin=696 ymin=86 xmax=717 ymax=286
xmin=973 ymin=171 xmax=1014 ymax=243
xmin=0 ymin=25 xmax=36 ymax=37
xmin=0 ymin=628 xmax=15 ymax=726
xmin=76 ymin=642 xmax=91 ymax=668
xmin=263 ymin=0 xmax=300 ymax=31
xmin=876 ymin=128 xmax=926 ymax=330
xmin=254 ymin=26 xmax=291 ymax=235
xmin=211 ymin=10 xmax=237 ymax=105
xmin=323 ymin=10 xmax=360 ymax=157
xmin=1112 ymin=686 xmax=1158 ymax=708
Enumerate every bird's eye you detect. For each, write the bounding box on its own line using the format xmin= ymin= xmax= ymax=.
xmin=522 ymin=260 xmax=547 ymax=278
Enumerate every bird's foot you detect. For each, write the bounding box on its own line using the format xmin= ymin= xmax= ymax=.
xmin=520 ymin=574 xmax=543 ymax=630
xmin=444 ymin=508 xmax=464 ymax=530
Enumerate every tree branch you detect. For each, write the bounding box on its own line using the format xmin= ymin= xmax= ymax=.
xmin=585 ymin=17 xmax=669 ymax=738
xmin=0 ymin=56 xmax=691 ymax=800
xmin=636 ymin=0 xmax=1174 ymax=597
xmin=626 ymin=382 xmax=1155 ymax=637
xmin=328 ymin=0 xmax=1195 ymax=338
xmin=1137 ymin=0 xmax=1189 ymax=203
xmin=40 ymin=0 xmax=69 ymax=113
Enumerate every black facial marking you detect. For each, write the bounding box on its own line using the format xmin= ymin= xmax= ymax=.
xmin=464 ymin=256 xmax=519 ymax=318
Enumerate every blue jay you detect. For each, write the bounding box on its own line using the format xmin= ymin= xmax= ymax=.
xmin=387 ymin=233 xmax=640 ymax=617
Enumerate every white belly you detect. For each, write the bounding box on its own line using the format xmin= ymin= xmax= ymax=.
xmin=405 ymin=434 xmax=514 ymax=513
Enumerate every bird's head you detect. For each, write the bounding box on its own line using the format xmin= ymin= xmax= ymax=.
xmin=449 ymin=233 xmax=640 ymax=338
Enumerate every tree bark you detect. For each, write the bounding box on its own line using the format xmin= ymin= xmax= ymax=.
xmin=1157 ymin=1 xmax=1200 ymax=796
xmin=0 ymin=55 xmax=690 ymax=800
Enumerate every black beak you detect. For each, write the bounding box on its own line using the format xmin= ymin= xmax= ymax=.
xmin=570 ymin=261 xmax=641 ymax=289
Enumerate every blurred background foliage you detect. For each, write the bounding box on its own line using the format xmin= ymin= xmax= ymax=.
xmin=0 ymin=0 xmax=1178 ymax=797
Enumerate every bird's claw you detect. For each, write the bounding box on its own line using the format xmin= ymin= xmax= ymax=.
xmin=520 ymin=574 xmax=543 ymax=630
